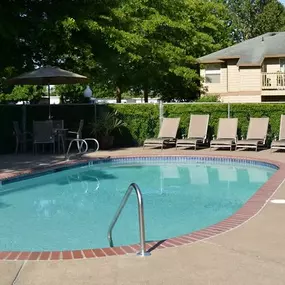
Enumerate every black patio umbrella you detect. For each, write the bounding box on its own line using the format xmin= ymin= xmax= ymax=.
xmin=7 ymin=66 xmax=88 ymax=119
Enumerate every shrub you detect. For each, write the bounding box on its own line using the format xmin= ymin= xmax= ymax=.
xmin=1 ymin=102 xmax=285 ymax=153
xmin=196 ymin=94 xmax=220 ymax=102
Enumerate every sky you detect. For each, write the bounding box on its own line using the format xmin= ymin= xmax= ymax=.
xmin=280 ymin=0 xmax=285 ymax=5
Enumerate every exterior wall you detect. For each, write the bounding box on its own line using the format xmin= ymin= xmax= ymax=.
xmin=239 ymin=67 xmax=261 ymax=91
xmin=202 ymin=60 xmax=261 ymax=95
xmin=220 ymin=95 xmax=261 ymax=103
xmin=227 ymin=59 xmax=240 ymax=92
xmin=261 ymin=90 xmax=285 ymax=96
xmin=200 ymin=58 xmax=285 ymax=102
xmin=201 ymin=64 xmax=227 ymax=94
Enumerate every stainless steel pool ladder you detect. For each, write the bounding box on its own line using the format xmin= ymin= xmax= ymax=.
xmin=107 ymin=183 xmax=151 ymax=257
xmin=65 ymin=138 xmax=99 ymax=160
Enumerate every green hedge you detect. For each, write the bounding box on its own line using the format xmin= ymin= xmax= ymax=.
xmin=164 ymin=103 xmax=285 ymax=143
xmin=0 ymin=104 xmax=96 ymax=154
xmin=0 ymin=105 xmax=22 ymax=154
xmin=110 ymin=104 xmax=159 ymax=146
xmin=1 ymin=103 xmax=285 ymax=154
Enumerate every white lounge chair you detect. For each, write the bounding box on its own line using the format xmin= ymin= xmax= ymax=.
xmin=143 ymin=118 xmax=180 ymax=149
xmin=176 ymin=114 xmax=209 ymax=150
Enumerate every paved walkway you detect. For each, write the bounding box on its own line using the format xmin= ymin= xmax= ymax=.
xmin=1 ymin=148 xmax=285 ymax=284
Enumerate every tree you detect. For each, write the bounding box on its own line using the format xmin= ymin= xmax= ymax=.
xmin=254 ymin=0 xmax=285 ymax=36
xmin=77 ymin=0 xmax=232 ymax=102
xmin=0 ymin=85 xmax=44 ymax=103
xmin=0 ymin=0 xmax=232 ymax=103
xmin=225 ymin=0 xmax=285 ymax=42
xmin=54 ymin=83 xmax=114 ymax=103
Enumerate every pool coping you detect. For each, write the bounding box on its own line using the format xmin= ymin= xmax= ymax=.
xmin=0 ymin=154 xmax=284 ymax=261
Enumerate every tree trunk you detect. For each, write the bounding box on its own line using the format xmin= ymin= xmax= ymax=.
xmin=143 ymin=86 xmax=149 ymax=103
xmin=116 ymin=86 xmax=121 ymax=103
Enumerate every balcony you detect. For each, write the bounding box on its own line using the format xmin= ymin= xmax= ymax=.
xmin=262 ymin=72 xmax=285 ymax=90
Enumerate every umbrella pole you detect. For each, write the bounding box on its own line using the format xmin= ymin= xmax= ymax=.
xmin=48 ymin=84 xmax=51 ymax=119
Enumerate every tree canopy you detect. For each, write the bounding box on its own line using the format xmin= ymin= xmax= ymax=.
xmin=225 ymin=0 xmax=285 ymax=42
xmin=1 ymin=0 xmax=284 ymax=103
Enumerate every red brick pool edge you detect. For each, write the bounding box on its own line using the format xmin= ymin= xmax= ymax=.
xmin=1 ymin=154 xmax=284 ymax=261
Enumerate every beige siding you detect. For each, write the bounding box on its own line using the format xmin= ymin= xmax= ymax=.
xmin=200 ymin=64 xmax=227 ymax=94
xmin=227 ymin=60 xmax=240 ymax=92
xmin=264 ymin=58 xmax=280 ymax=73
xmin=201 ymin=58 xmax=267 ymax=98
xmin=220 ymin=95 xmax=261 ymax=103
xmin=240 ymin=67 xmax=261 ymax=91
xmin=261 ymin=90 xmax=285 ymax=96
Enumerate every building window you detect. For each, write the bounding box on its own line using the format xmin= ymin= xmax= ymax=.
xmin=205 ymin=64 xmax=221 ymax=83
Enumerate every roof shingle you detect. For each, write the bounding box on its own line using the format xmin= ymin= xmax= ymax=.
xmin=198 ymin=32 xmax=285 ymax=66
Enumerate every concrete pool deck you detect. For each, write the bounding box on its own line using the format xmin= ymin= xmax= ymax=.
xmin=1 ymin=148 xmax=285 ymax=285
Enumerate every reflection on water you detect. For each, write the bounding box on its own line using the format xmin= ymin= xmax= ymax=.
xmin=247 ymin=168 xmax=269 ymax=183
xmin=189 ymin=165 xmax=209 ymax=185
xmin=1 ymin=164 xmax=274 ymax=220
xmin=158 ymin=164 xmax=273 ymax=193
xmin=34 ymin=199 xmax=57 ymax=218
xmin=0 ymin=161 xmax=276 ymax=251
xmin=33 ymin=171 xmax=101 ymax=218
xmin=217 ymin=165 xmax=237 ymax=182
xmin=67 ymin=172 xmax=100 ymax=193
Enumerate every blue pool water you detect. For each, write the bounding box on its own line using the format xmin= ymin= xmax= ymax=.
xmin=0 ymin=158 xmax=277 ymax=251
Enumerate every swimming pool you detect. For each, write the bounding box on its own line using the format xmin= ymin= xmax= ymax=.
xmin=0 ymin=156 xmax=278 ymax=253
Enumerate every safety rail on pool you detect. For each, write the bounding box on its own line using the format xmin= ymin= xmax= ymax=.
xmin=65 ymin=138 xmax=99 ymax=160
xmin=107 ymin=183 xmax=151 ymax=257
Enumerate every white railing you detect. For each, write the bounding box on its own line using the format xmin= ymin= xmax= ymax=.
xmin=65 ymin=138 xmax=99 ymax=160
xmin=262 ymin=72 xmax=285 ymax=90
xmin=107 ymin=183 xmax=150 ymax=257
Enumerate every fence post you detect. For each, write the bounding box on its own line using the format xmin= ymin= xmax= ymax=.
xmin=94 ymin=100 xmax=97 ymax=136
xmin=227 ymin=102 xmax=231 ymax=118
xmin=22 ymin=103 xmax=27 ymax=151
xmin=159 ymin=100 xmax=164 ymax=127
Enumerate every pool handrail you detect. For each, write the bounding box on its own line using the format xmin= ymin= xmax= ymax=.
xmin=65 ymin=138 xmax=99 ymax=160
xmin=107 ymin=183 xmax=150 ymax=257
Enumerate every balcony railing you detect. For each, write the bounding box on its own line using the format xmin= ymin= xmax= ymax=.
xmin=262 ymin=72 xmax=285 ymax=90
